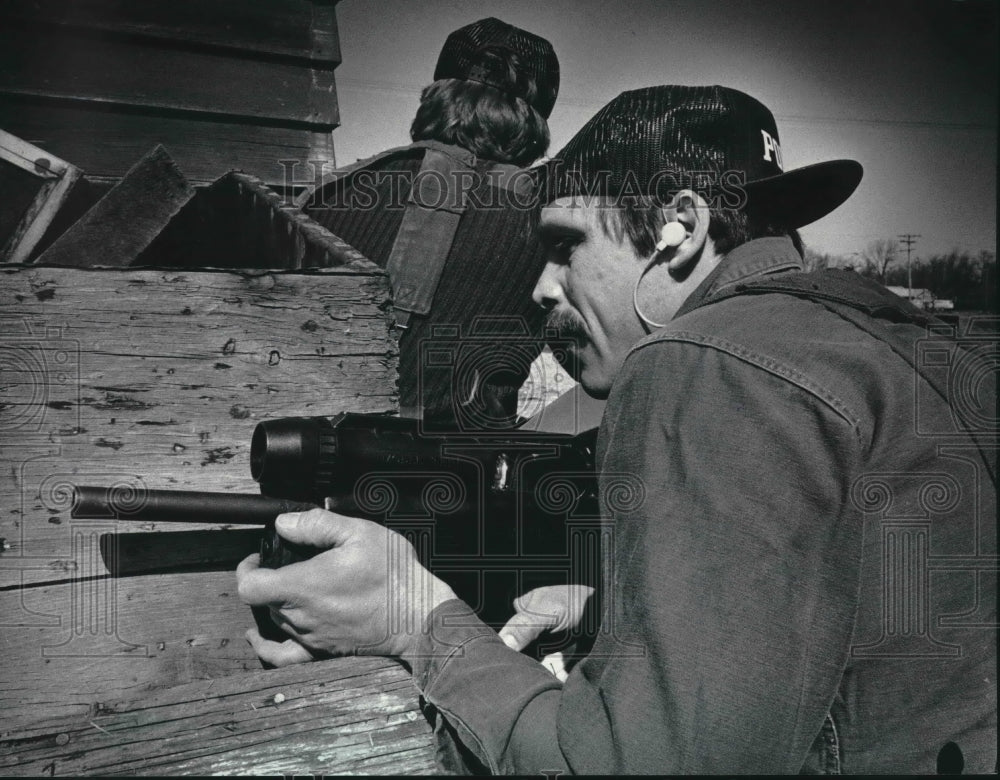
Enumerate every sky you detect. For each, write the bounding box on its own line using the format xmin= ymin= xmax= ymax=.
xmin=331 ymin=0 xmax=997 ymax=261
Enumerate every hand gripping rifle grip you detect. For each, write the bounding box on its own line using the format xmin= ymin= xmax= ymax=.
xmin=253 ymin=524 xmax=327 ymax=645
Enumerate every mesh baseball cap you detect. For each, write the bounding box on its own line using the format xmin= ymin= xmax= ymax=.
xmin=434 ymin=17 xmax=560 ymax=118
xmin=541 ymin=85 xmax=862 ymax=228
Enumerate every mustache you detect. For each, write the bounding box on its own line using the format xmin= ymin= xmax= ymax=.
xmin=545 ymin=309 xmax=587 ymax=339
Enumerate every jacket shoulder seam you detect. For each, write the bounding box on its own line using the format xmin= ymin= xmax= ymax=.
xmin=628 ymin=331 xmax=865 ymax=440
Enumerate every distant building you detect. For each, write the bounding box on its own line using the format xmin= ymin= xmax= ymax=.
xmin=886 ymin=286 xmax=955 ymax=311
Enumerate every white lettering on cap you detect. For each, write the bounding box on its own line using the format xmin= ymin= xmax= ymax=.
xmin=761 ymin=129 xmax=784 ymax=170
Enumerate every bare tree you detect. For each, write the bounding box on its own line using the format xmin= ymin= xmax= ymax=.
xmin=803 ymin=247 xmax=831 ymax=272
xmin=861 ymin=239 xmax=898 ymax=284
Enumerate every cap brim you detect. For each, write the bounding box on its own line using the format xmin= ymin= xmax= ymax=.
xmin=743 ymin=159 xmax=863 ymax=229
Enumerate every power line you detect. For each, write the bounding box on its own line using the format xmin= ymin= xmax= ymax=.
xmin=898 ymin=234 xmax=921 ymax=293
xmin=778 ymin=114 xmax=994 ymax=132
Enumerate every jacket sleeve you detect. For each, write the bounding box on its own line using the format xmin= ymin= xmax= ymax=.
xmin=406 ymin=337 xmax=868 ymax=773
xmin=404 ymin=599 xmax=569 ymax=774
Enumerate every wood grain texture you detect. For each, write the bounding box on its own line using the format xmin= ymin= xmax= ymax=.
xmin=34 ymin=145 xmax=195 ymax=268
xmin=0 ymin=99 xmax=337 ymax=185
xmin=0 ymin=26 xmax=340 ymax=127
xmin=0 ymin=571 xmax=262 ymax=729
xmin=0 ymin=0 xmax=342 ymax=65
xmin=0 ymin=634 xmax=436 ymax=775
xmin=0 ymin=265 xmax=396 ymax=587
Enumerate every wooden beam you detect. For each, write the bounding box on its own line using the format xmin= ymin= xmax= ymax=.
xmin=34 ymin=145 xmax=195 ymax=267
xmin=0 ymin=99 xmax=336 ymax=185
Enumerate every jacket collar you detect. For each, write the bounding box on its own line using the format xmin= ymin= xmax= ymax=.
xmin=673 ymin=236 xmax=804 ymax=320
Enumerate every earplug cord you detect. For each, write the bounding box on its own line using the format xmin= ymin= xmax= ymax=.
xmin=633 ymin=253 xmax=669 ymax=330
xmin=633 ymin=221 xmax=685 ymax=330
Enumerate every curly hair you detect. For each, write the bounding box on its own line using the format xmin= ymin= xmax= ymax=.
xmin=410 ymin=46 xmax=550 ymax=166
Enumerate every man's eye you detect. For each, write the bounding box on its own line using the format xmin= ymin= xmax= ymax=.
xmin=549 ymin=238 xmax=579 ymax=262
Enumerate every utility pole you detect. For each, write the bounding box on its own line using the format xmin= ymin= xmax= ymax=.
xmin=898 ymin=234 xmax=920 ymax=296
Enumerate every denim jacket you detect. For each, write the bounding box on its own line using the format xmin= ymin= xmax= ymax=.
xmin=406 ymin=237 xmax=997 ymax=774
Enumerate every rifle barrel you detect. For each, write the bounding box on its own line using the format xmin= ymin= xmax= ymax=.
xmin=72 ymin=486 xmax=314 ymax=525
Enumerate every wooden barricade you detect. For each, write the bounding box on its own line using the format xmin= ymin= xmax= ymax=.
xmin=0 ymin=261 xmax=438 ymax=773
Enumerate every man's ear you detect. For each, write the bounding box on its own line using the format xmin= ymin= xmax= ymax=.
xmin=662 ymin=189 xmax=710 ymax=273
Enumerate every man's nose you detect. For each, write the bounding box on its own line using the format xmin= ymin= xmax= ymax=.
xmin=532 ymin=262 xmax=563 ymax=309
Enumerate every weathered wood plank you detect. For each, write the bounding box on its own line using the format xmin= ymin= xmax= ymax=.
xmin=0 ymin=650 xmax=436 ymax=775
xmin=35 ymin=145 xmax=195 ymax=268
xmin=20 ymin=178 xmax=113 ymax=264
xmin=0 ymin=571 xmax=262 ymax=729
xmin=0 ymin=0 xmax=342 ymax=65
xmin=0 ymin=27 xmax=340 ymax=126
xmin=0 ymin=99 xmax=336 ymax=185
xmin=0 ymin=266 xmax=396 ymax=586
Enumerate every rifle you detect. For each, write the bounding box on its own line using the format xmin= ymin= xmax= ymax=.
xmin=72 ymin=412 xmax=601 ymax=636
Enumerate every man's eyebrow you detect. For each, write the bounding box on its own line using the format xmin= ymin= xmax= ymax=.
xmin=537 ymin=223 xmax=585 ymax=244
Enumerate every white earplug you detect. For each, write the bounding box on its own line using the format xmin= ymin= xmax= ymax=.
xmin=655 ymin=221 xmax=686 ymax=252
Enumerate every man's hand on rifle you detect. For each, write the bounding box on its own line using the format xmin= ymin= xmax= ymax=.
xmin=236 ymin=508 xmax=456 ymax=666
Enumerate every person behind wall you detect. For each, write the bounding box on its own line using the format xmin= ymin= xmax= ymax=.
xmin=296 ymin=17 xmax=560 ymax=429
xmin=240 ymin=85 xmax=997 ymax=773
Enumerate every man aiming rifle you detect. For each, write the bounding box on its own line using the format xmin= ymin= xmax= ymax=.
xmin=237 ymin=85 xmax=997 ymax=773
